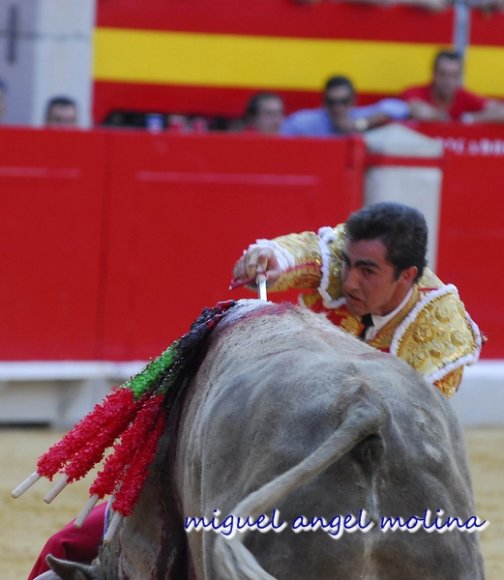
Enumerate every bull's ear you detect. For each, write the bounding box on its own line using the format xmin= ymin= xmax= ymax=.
xmin=46 ymin=554 xmax=101 ymax=580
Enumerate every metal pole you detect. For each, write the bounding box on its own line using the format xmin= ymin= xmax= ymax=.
xmin=453 ymin=0 xmax=471 ymax=58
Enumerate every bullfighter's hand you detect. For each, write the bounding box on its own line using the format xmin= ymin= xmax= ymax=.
xmin=232 ymin=246 xmax=282 ymax=289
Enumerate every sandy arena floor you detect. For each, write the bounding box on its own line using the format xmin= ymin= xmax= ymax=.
xmin=1 ymin=428 xmax=502 ymax=579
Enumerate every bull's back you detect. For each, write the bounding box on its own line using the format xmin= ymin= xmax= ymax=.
xmin=176 ymin=302 xmax=484 ymax=579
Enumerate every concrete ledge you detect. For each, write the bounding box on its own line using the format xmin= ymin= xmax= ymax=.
xmin=0 ymin=361 xmax=145 ymax=428
xmin=452 ymin=361 xmax=504 ymax=426
xmin=0 ymin=361 xmax=145 ymax=381
xmin=0 ymin=360 xmax=502 ymax=427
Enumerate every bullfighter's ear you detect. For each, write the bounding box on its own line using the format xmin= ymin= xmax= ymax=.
xmin=46 ymin=554 xmax=100 ymax=580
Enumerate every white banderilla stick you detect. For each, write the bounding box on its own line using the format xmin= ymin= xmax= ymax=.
xmin=256 ymin=273 xmax=267 ymax=301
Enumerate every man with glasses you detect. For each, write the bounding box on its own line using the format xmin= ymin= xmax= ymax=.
xmin=281 ymin=75 xmax=409 ymax=136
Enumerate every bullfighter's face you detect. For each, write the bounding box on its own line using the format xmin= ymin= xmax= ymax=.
xmin=341 ymin=238 xmax=417 ymax=317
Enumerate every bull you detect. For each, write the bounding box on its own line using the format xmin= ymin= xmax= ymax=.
xmin=43 ymin=299 xmax=485 ymax=579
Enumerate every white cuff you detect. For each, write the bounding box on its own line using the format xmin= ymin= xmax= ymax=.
xmin=246 ymin=239 xmax=296 ymax=274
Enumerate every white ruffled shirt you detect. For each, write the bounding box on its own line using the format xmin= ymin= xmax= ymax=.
xmin=364 ymin=288 xmax=414 ymax=341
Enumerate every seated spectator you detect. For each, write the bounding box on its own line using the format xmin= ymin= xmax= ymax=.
xmin=45 ymin=96 xmax=79 ymax=127
xmin=281 ymin=75 xmax=409 ymax=137
xmin=242 ymin=92 xmax=285 ymax=134
xmin=402 ymin=49 xmax=504 ymax=124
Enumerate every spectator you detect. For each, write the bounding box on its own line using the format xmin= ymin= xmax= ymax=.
xmin=281 ymin=75 xmax=409 ymax=137
xmin=242 ymin=92 xmax=285 ymax=134
xmin=0 ymin=79 xmax=6 ymax=123
xmin=402 ymin=49 xmax=504 ymax=124
xmin=45 ymin=96 xmax=79 ymax=127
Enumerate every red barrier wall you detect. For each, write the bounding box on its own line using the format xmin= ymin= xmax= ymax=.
xmin=437 ymin=150 xmax=504 ymax=358
xmin=100 ymin=132 xmax=364 ymax=358
xmin=0 ymin=128 xmax=364 ymax=361
xmin=0 ymin=129 xmax=108 ymax=359
xmin=0 ymin=126 xmax=501 ymax=360
xmin=414 ymin=123 xmax=504 ymax=359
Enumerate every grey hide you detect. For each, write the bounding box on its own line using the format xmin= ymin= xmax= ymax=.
xmin=49 ymin=300 xmax=485 ymax=580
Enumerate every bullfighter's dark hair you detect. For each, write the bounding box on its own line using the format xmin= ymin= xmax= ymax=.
xmin=345 ymin=202 xmax=427 ymax=281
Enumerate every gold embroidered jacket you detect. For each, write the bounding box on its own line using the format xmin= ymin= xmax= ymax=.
xmin=259 ymin=224 xmax=482 ymax=397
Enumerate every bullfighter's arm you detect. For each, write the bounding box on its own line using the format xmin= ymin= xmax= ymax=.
xmin=235 ymin=224 xmax=347 ymax=296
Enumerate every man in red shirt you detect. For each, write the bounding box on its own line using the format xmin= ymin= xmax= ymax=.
xmin=402 ymin=49 xmax=504 ymax=124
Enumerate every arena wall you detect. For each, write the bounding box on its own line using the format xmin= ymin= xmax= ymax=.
xmin=0 ymin=125 xmax=501 ymax=425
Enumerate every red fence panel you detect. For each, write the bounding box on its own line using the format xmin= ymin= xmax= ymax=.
xmin=1 ymin=126 xmax=499 ymax=360
xmin=0 ymin=128 xmax=108 ymax=360
xmin=0 ymin=128 xmax=365 ymax=360
xmin=437 ymin=150 xmax=504 ymax=358
xmin=99 ymin=132 xmax=365 ymax=359
xmin=415 ymin=123 xmax=504 ymax=358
